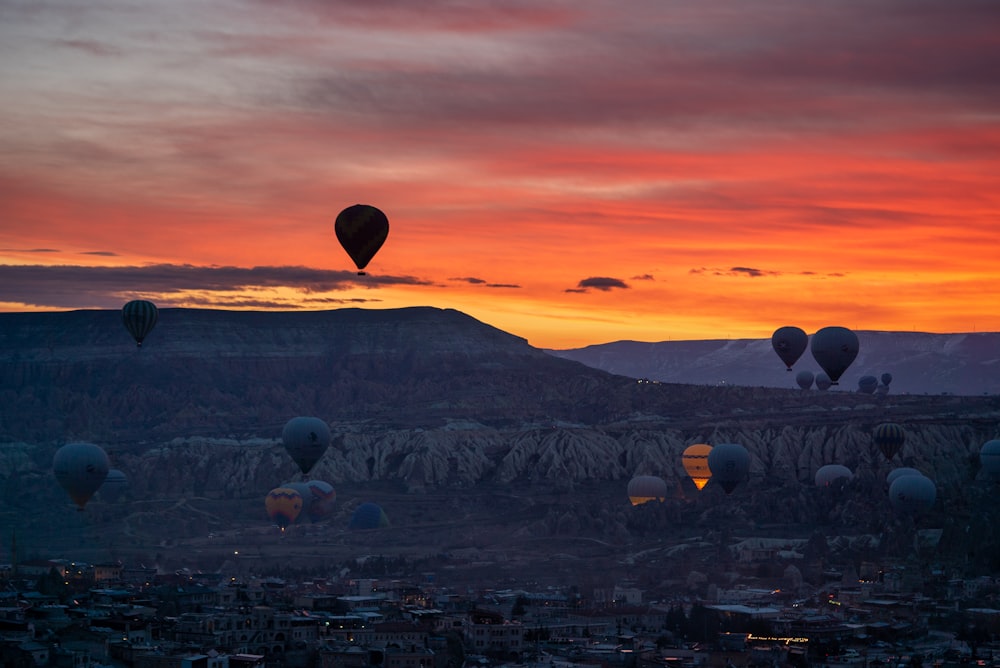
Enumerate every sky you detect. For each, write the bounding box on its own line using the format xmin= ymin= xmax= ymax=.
xmin=2 ymin=1 xmax=999 ymax=349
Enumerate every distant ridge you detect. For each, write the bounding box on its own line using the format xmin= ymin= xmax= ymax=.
xmin=547 ymin=330 xmax=1000 ymax=396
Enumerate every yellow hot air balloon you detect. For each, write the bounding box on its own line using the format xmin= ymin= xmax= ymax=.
xmin=265 ymin=487 xmax=303 ymax=531
xmin=682 ymin=444 xmax=713 ymax=491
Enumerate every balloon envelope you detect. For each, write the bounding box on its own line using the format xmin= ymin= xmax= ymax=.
xmin=279 ymin=482 xmax=314 ymax=522
xmin=265 ymin=488 xmax=303 ymax=529
xmin=349 ymin=502 xmax=389 ymax=530
xmin=815 ymin=372 xmax=832 ymax=391
xmin=98 ymin=468 xmax=128 ymax=503
xmin=305 ymin=480 xmax=336 ymax=522
xmin=810 ymin=326 xmax=859 ymax=384
xmin=53 ymin=442 xmax=110 ymax=509
xmin=815 ymin=464 xmax=853 ymax=487
xmin=627 ymin=475 xmax=668 ymax=505
xmin=880 ymin=372 xmax=893 ymax=386
xmin=888 ymin=474 xmax=936 ymax=515
xmin=980 ymin=440 xmax=1000 ymax=479
xmin=887 ymin=467 xmax=923 ymax=486
xmin=707 ymin=443 xmax=750 ymax=494
xmin=858 ymin=375 xmax=878 ymax=394
xmin=771 ymin=326 xmax=808 ymax=370
xmin=873 ymin=423 xmax=906 ymax=461
xmin=682 ymin=444 xmax=713 ymax=491
xmin=335 ymin=204 xmax=389 ymax=273
xmin=122 ymin=300 xmax=158 ymax=347
xmin=795 ymin=370 xmax=814 ymax=390
xmin=281 ymin=417 xmax=331 ymax=475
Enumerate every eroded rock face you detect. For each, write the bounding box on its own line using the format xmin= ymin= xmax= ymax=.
xmin=2 ymin=307 xmax=998 ymax=562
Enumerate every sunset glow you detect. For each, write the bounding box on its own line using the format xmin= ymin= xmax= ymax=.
xmin=2 ymin=1 xmax=998 ymax=348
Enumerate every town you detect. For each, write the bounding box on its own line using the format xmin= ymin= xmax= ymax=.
xmin=2 ymin=539 xmax=998 ymax=668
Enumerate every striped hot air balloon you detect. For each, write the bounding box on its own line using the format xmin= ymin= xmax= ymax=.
xmin=122 ymin=300 xmax=158 ymax=347
xmin=873 ymin=423 xmax=907 ymax=461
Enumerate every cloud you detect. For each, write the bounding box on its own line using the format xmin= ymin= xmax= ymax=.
xmin=449 ymin=276 xmax=521 ymax=288
xmin=571 ymin=277 xmax=629 ymax=293
xmin=80 ymin=251 xmax=119 ymax=256
xmin=729 ymin=266 xmax=770 ymax=278
xmin=0 ymin=248 xmax=60 ymax=253
xmin=631 ymin=274 xmax=655 ymax=281
xmin=0 ymin=264 xmax=431 ymax=310
xmin=54 ymin=38 xmax=123 ymax=58
xmin=690 ymin=266 xmax=846 ymax=279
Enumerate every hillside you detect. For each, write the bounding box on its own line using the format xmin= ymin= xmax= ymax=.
xmin=1 ymin=307 xmax=999 ymax=581
xmin=547 ymin=331 xmax=1000 ymax=396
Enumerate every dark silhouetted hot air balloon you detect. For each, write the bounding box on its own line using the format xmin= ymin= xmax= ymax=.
xmin=810 ymin=326 xmax=859 ymax=385
xmin=348 ymin=502 xmax=389 ymax=530
xmin=682 ymin=444 xmax=713 ymax=491
xmin=815 ymin=464 xmax=853 ymax=487
xmin=281 ymin=417 xmax=331 ymax=475
xmin=335 ymin=204 xmax=389 ymax=275
xmin=771 ymin=326 xmax=808 ymax=371
xmin=98 ymin=468 xmax=128 ymax=503
xmin=627 ymin=475 xmax=668 ymax=505
xmin=858 ymin=375 xmax=878 ymax=394
xmin=53 ymin=442 xmax=110 ymax=510
xmin=265 ymin=487 xmax=303 ymax=530
xmin=122 ymin=300 xmax=158 ymax=347
xmin=888 ymin=474 xmax=936 ymax=515
xmin=873 ymin=423 xmax=906 ymax=461
xmin=880 ymin=372 xmax=893 ymax=386
xmin=795 ymin=370 xmax=814 ymax=390
xmin=707 ymin=443 xmax=750 ymax=494
xmin=980 ymin=440 xmax=1000 ymax=479
xmin=815 ymin=372 xmax=832 ymax=391
xmin=886 ymin=467 xmax=923 ymax=486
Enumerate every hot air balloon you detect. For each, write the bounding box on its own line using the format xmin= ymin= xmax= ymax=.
xmin=281 ymin=417 xmax=331 ymax=475
xmin=810 ymin=326 xmax=859 ymax=385
xmin=98 ymin=468 xmax=128 ymax=503
xmin=771 ymin=326 xmax=808 ymax=371
xmin=348 ymin=502 xmax=389 ymax=530
xmin=880 ymin=372 xmax=893 ymax=386
xmin=335 ymin=204 xmax=389 ymax=275
xmin=682 ymin=444 xmax=713 ymax=491
xmin=707 ymin=443 xmax=750 ymax=494
xmin=814 ymin=464 xmax=853 ymax=487
xmin=279 ymin=482 xmax=314 ymax=522
xmin=627 ymin=475 xmax=668 ymax=505
xmin=873 ymin=423 xmax=906 ymax=461
xmin=888 ymin=474 xmax=936 ymax=515
xmin=305 ymin=480 xmax=336 ymax=522
xmin=815 ymin=372 xmax=832 ymax=391
xmin=886 ymin=467 xmax=923 ymax=486
xmin=857 ymin=375 xmax=878 ymax=394
xmin=980 ymin=440 xmax=1000 ymax=479
xmin=795 ymin=370 xmax=814 ymax=390
xmin=122 ymin=299 xmax=158 ymax=347
xmin=53 ymin=442 xmax=110 ymax=510
xmin=265 ymin=487 xmax=303 ymax=530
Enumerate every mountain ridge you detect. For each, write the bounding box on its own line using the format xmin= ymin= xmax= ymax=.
xmin=547 ymin=330 xmax=1000 ymax=396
